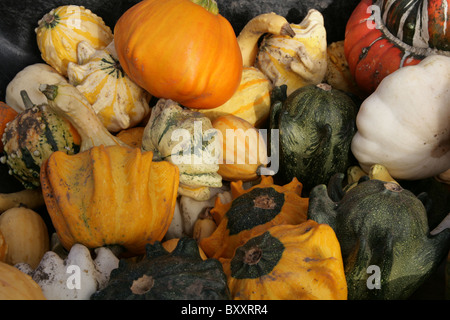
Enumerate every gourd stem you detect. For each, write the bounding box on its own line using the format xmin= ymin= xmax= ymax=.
xmin=20 ymin=90 xmax=36 ymax=109
xmin=190 ymin=0 xmax=218 ymax=15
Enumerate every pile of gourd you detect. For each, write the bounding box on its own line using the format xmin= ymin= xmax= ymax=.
xmin=0 ymin=0 xmax=449 ymax=300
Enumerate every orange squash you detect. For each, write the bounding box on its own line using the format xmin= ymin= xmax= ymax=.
xmin=0 ymin=101 xmax=18 ymax=153
xmin=0 ymin=261 xmax=46 ymax=300
xmin=212 ymin=114 xmax=268 ymax=182
xmin=0 ymin=230 xmax=7 ymax=262
xmin=199 ymin=176 xmax=308 ymax=259
xmin=220 ymin=221 xmax=347 ymax=300
xmin=113 ymin=0 xmax=243 ymax=109
xmin=40 ymin=145 xmax=179 ymax=256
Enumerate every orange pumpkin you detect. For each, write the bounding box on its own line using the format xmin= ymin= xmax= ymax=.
xmin=40 ymin=145 xmax=179 ymax=256
xmin=113 ymin=0 xmax=243 ymax=109
xmin=0 ymin=101 xmax=18 ymax=153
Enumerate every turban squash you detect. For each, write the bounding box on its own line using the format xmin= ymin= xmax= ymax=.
xmin=220 ymin=221 xmax=348 ymax=300
xmin=344 ymin=0 xmax=450 ymax=95
xmin=199 ymin=176 xmax=309 ymax=259
xmin=113 ymin=0 xmax=243 ymax=109
xmin=40 ymin=145 xmax=179 ymax=256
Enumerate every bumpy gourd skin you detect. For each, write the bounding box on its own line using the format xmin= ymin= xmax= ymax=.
xmin=308 ymin=176 xmax=450 ymax=300
xmin=270 ymin=84 xmax=358 ymax=195
xmin=90 ymin=238 xmax=230 ymax=300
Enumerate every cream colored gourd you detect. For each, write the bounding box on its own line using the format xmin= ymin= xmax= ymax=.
xmin=35 ymin=5 xmax=113 ymax=76
xmin=0 ymin=206 xmax=49 ymax=269
xmin=67 ymin=41 xmax=151 ymax=132
xmin=5 ymin=63 xmax=68 ymax=113
xmin=39 ymin=82 xmax=129 ymax=152
xmin=351 ymin=55 xmax=450 ymax=180
xmin=237 ymin=12 xmax=296 ymax=67
xmin=16 ymin=243 xmax=119 ymax=300
xmin=255 ymin=9 xmax=328 ymax=95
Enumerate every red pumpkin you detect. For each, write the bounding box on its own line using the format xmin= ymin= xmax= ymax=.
xmin=114 ymin=0 xmax=243 ymax=109
xmin=344 ymin=0 xmax=450 ymax=95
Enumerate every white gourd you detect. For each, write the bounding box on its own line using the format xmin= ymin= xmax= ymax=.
xmin=351 ymin=55 xmax=450 ymax=180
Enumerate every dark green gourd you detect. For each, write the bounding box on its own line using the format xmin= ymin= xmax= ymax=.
xmin=307 ymin=174 xmax=450 ymax=300
xmin=90 ymin=237 xmax=230 ymax=300
xmin=269 ymin=84 xmax=358 ymax=195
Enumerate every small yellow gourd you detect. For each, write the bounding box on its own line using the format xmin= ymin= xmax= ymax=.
xmin=212 ymin=114 xmax=268 ymax=182
xmin=35 ymin=5 xmax=114 ymax=76
xmin=193 ymin=67 xmax=273 ymax=128
xmin=67 ymin=41 xmax=151 ymax=132
xmin=255 ymin=9 xmax=328 ymax=95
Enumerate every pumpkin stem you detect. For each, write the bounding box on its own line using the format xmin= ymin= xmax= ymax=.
xmin=244 ymin=247 xmax=262 ymax=265
xmin=190 ymin=0 xmax=219 ymax=15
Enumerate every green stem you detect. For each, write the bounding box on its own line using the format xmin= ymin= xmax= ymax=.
xmin=190 ymin=0 xmax=218 ymax=15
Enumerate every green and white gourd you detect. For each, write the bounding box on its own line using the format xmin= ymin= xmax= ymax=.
xmin=141 ymin=99 xmax=222 ymax=195
xmin=1 ymin=91 xmax=81 ymax=189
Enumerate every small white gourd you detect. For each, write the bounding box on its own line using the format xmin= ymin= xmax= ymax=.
xmin=15 ymin=243 xmax=119 ymax=300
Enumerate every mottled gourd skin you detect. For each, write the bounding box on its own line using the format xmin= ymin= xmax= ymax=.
xmin=269 ymin=84 xmax=358 ymax=195
xmin=91 ymin=238 xmax=230 ymax=300
xmin=308 ymin=175 xmax=450 ymax=300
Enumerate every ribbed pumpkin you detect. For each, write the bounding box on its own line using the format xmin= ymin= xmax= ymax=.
xmin=1 ymin=93 xmax=81 ymax=189
xmin=40 ymin=145 xmax=180 ymax=256
xmin=193 ymin=67 xmax=273 ymax=128
xmin=0 ymin=206 xmax=49 ymax=269
xmin=212 ymin=114 xmax=268 ymax=182
xmin=35 ymin=5 xmax=114 ymax=76
xmin=344 ymin=0 xmax=450 ymax=95
xmin=199 ymin=176 xmax=309 ymax=259
xmin=113 ymin=0 xmax=243 ymax=109
xmin=67 ymin=41 xmax=151 ymax=132
xmin=220 ymin=221 xmax=347 ymax=300
xmin=255 ymin=9 xmax=328 ymax=95
xmin=0 ymin=261 xmax=46 ymax=300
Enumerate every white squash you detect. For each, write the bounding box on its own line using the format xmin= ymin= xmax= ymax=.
xmin=67 ymin=41 xmax=151 ymax=132
xmin=351 ymin=55 xmax=450 ymax=180
xmin=15 ymin=243 xmax=119 ymax=300
xmin=5 ymin=63 xmax=68 ymax=113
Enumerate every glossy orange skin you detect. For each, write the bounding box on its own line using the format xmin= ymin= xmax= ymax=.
xmin=114 ymin=0 xmax=243 ymax=109
xmin=0 ymin=102 xmax=18 ymax=153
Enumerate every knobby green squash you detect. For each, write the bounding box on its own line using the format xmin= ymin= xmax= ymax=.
xmin=1 ymin=91 xmax=81 ymax=188
xmin=269 ymin=83 xmax=358 ymax=195
xmin=307 ymin=174 xmax=450 ymax=300
xmin=90 ymin=237 xmax=230 ymax=300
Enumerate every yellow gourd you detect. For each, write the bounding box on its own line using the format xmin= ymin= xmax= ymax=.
xmin=255 ymin=9 xmax=328 ymax=95
xmin=35 ymin=5 xmax=113 ymax=76
xmin=193 ymin=67 xmax=273 ymax=128
xmin=67 ymin=41 xmax=151 ymax=132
